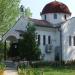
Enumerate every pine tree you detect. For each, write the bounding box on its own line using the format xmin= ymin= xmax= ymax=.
xmin=18 ymin=22 xmax=41 ymax=61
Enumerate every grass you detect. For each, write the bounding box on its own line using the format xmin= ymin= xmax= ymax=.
xmin=18 ymin=65 xmax=75 ymax=75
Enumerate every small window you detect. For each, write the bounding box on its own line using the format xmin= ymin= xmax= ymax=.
xmin=43 ymin=35 xmax=46 ymax=45
xmin=69 ymin=36 xmax=71 ymax=46
xmin=48 ymin=36 xmax=51 ymax=44
xmin=64 ymin=15 xmax=67 ymax=20
xmin=38 ymin=35 xmax=40 ymax=45
xmin=54 ymin=13 xmax=57 ymax=19
xmin=73 ymin=36 xmax=75 ymax=46
xmin=44 ymin=15 xmax=46 ymax=20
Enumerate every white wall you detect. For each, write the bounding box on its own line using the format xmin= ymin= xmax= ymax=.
xmin=2 ymin=16 xmax=61 ymax=62
xmin=36 ymin=26 xmax=60 ymax=61
xmin=41 ymin=13 xmax=70 ymax=25
xmin=3 ymin=16 xmax=28 ymax=42
xmin=62 ymin=17 xmax=75 ymax=61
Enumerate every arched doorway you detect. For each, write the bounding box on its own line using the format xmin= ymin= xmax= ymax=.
xmin=6 ymin=35 xmax=18 ymax=43
xmin=4 ymin=35 xmax=18 ymax=60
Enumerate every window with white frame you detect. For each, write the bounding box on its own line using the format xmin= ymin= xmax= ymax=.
xmin=38 ymin=35 xmax=40 ymax=45
xmin=73 ymin=36 xmax=75 ymax=46
xmin=69 ymin=36 xmax=71 ymax=46
xmin=54 ymin=13 xmax=57 ymax=19
xmin=43 ymin=35 xmax=46 ymax=45
xmin=48 ymin=36 xmax=51 ymax=44
xmin=44 ymin=15 xmax=46 ymax=20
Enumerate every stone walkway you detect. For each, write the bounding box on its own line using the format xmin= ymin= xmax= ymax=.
xmin=3 ymin=61 xmax=18 ymax=75
xmin=4 ymin=70 xmax=18 ymax=75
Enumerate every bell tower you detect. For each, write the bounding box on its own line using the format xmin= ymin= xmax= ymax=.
xmin=20 ymin=5 xmax=24 ymax=16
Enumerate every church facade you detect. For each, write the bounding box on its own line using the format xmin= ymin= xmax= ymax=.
xmin=2 ymin=1 xmax=75 ymax=62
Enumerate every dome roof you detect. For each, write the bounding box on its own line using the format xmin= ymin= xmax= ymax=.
xmin=41 ymin=1 xmax=71 ymax=15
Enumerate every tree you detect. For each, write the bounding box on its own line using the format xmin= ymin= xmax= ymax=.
xmin=0 ymin=0 xmax=20 ymax=34
xmin=25 ymin=7 xmax=32 ymax=18
xmin=0 ymin=41 xmax=4 ymax=61
xmin=18 ymin=22 xmax=41 ymax=61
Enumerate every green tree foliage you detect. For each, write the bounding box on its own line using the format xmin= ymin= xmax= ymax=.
xmin=0 ymin=0 xmax=20 ymax=34
xmin=18 ymin=22 xmax=41 ymax=61
xmin=25 ymin=7 xmax=32 ymax=18
xmin=0 ymin=42 xmax=4 ymax=61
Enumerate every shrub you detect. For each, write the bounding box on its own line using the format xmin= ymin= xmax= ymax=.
xmin=31 ymin=61 xmax=53 ymax=68
xmin=18 ymin=63 xmax=27 ymax=69
xmin=0 ymin=63 xmax=6 ymax=71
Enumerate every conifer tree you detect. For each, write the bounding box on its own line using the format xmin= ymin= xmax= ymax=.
xmin=18 ymin=22 xmax=41 ymax=61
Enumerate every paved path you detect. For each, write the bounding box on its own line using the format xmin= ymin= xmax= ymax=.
xmin=3 ymin=61 xmax=18 ymax=75
xmin=4 ymin=70 xmax=18 ymax=75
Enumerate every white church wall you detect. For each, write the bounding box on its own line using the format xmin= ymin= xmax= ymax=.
xmin=41 ymin=13 xmax=70 ymax=25
xmin=36 ymin=26 xmax=60 ymax=61
xmin=2 ymin=15 xmax=61 ymax=61
xmin=62 ymin=17 xmax=75 ymax=61
xmin=3 ymin=16 xmax=28 ymax=42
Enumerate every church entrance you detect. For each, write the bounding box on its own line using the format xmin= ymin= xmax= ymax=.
xmin=8 ymin=43 xmax=18 ymax=60
xmin=4 ymin=35 xmax=18 ymax=60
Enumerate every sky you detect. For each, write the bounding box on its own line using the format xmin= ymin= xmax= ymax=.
xmin=20 ymin=0 xmax=75 ymax=19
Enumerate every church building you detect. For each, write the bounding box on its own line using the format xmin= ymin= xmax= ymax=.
xmin=2 ymin=1 xmax=75 ymax=62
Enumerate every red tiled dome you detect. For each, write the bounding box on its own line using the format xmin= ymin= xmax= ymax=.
xmin=41 ymin=1 xmax=71 ymax=15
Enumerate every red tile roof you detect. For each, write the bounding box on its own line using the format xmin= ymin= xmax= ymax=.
xmin=41 ymin=1 xmax=71 ymax=15
xmin=29 ymin=18 xmax=65 ymax=28
xmin=30 ymin=18 xmax=53 ymax=27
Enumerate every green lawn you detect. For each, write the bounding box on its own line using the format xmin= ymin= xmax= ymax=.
xmin=18 ymin=66 xmax=75 ymax=75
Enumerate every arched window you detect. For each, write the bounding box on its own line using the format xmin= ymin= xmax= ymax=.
xmin=48 ymin=36 xmax=51 ymax=44
xmin=38 ymin=35 xmax=40 ymax=45
xmin=43 ymin=35 xmax=46 ymax=45
xmin=69 ymin=36 xmax=71 ymax=46
xmin=44 ymin=15 xmax=46 ymax=20
xmin=54 ymin=13 xmax=57 ymax=19
xmin=64 ymin=15 xmax=67 ymax=20
xmin=73 ymin=36 xmax=75 ymax=46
